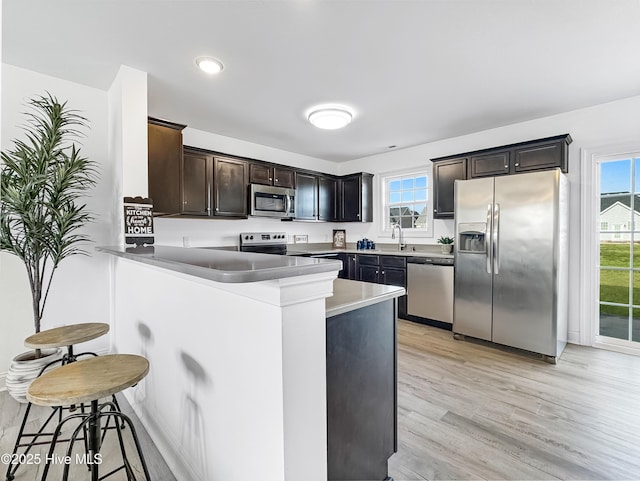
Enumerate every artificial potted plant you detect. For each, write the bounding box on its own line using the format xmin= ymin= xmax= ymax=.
xmin=1 ymin=93 xmax=97 ymax=402
xmin=437 ymin=235 xmax=454 ymax=254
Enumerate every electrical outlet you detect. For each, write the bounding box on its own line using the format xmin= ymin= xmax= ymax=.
xmin=294 ymin=235 xmax=308 ymax=243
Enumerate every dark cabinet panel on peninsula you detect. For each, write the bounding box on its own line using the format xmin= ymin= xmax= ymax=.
xmin=148 ymin=118 xmax=186 ymax=216
xmin=327 ymin=299 xmax=396 ymax=480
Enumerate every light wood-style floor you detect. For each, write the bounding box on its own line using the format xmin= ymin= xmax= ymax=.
xmin=2 ymin=320 xmax=640 ymax=480
xmin=390 ymin=319 xmax=640 ymax=480
xmin=0 ymin=391 xmax=176 ymax=480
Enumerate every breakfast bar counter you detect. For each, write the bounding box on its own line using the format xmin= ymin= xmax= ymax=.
xmin=96 ymin=245 xmax=342 ymax=283
xmin=98 ymin=245 xmax=403 ymax=481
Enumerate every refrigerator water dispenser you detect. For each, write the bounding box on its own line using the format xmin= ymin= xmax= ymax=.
xmin=458 ymin=223 xmax=487 ymax=253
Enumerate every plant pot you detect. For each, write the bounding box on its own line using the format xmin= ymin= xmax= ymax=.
xmin=440 ymin=244 xmax=453 ymax=254
xmin=5 ymin=348 xmax=63 ymax=403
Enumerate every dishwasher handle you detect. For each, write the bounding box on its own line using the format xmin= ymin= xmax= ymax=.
xmin=407 ymin=257 xmax=454 ymax=266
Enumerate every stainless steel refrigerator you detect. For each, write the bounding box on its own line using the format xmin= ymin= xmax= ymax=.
xmin=453 ymin=169 xmax=569 ymax=361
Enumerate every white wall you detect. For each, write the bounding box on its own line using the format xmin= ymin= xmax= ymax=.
xmin=1 ymin=64 xmax=113 ymax=381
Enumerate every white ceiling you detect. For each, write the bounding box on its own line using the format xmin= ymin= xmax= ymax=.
xmin=3 ymin=0 xmax=640 ymax=162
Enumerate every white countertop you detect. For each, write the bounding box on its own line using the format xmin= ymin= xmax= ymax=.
xmin=326 ymin=279 xmax=405 ymax=317
xmin=97 ymin=245 xmax=342 ymax=283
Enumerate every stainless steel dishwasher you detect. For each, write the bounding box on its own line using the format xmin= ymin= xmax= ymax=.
xmin=406 ymin=256 xmax=454 ymax=323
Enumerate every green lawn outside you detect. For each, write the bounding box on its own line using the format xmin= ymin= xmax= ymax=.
xmin=600 ymin=243 xmax=640 ymax=316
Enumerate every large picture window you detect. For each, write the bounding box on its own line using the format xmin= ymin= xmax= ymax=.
xmin=382 ymin=171 xmax=430 ymax=233
xmin=598 ymin=155 xmax=640 ymax=343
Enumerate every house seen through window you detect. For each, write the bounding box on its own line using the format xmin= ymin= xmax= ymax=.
xmin=383 ymin=171 xmax=429 ymax=232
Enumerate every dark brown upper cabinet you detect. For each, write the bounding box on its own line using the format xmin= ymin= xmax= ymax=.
xmin=432 ymin=157 xmax=467 ymax=218
xmin=318 ymin=176 xmax=338 ymax=222
xmin=149 ymin=116 xmax=375 ymax=222
xmin=469 ymin=149 xmax=511 ymax=178
xmin=468 ymin=134 xmax=571 ymax=179
xmin=148 ymin=118 xmax=186 ymax=216
xmin=181 ymin=148 xmax=248 ymax=218
xmin=431 ymin=134 xmax=571 ymax=218
xmin=213 ymin=156 xmax=248 ymax=217
xmin=295 ymin=172 xmax=319 ymax=220
xmin=340 ymin=173 xmax=373 ymax=222
xmin=181 ymin=149 xmax=212 ymax=216
xmin=249 ymin=163 xmax=295 ymax=188
xmin=513 ymin=138 xmax=569 ymax=173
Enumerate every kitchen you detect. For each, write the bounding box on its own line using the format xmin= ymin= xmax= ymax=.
xmin=2 ymin=1 xmax=640 ymax=481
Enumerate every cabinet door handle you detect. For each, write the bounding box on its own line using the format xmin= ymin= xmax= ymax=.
xmin=381 ymin=270 xmax=385 ymax=275
xmin=504 ymin=164 xmax=508 ymax=169
xmin=514 ymin=162 xmax=520 ymax=167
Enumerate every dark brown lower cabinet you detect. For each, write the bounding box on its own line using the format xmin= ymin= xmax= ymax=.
xmin=356 ymin=254 xmax=407 ymax=319
xmin=326 ymin=299 xmax=397 ymax=481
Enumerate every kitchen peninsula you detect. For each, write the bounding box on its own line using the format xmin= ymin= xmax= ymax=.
xmin=98 ymin=245 xmax=403 ymax=481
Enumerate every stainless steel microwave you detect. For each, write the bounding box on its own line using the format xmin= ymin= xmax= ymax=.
xmin=250 ymin=184 xmax=295 ymax=218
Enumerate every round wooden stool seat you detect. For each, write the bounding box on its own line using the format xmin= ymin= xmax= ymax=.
xmin=27 ymin=354 xmax=149 ymax=407
xmin=24 ymin=322 xmax=109 ymax=349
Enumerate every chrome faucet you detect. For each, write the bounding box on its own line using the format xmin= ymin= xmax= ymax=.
xmin=391 ymin=223 xmax=406 ymax=251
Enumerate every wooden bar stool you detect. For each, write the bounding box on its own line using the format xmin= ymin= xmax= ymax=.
xmin=28 ymin=354 xmax=152 ymax=481
xmin=24 ymin=323 xmax=110 ymax=364
xmin=6 ymin=323 xmax=110 ymax=481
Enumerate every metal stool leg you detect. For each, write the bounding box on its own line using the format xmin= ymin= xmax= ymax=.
xmin=40 ymin=400 xmax=151 ymax=481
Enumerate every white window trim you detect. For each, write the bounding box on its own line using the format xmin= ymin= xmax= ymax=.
xmin=377 ymin=167 xmax=434 ymax=239
xmin=580 ymin=142 xmax=640 ymax=356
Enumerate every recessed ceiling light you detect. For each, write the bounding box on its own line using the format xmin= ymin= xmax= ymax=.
xmin=308 ymin=105 xmax=354 ymax=130
xmin=195 ymin=56 xmax=224 ymax=75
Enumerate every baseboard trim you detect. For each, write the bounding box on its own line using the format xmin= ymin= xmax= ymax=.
xmin=594 ymin=337 xmax=640 ymax=357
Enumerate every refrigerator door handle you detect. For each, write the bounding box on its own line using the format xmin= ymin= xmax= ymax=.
xmin=486 ymin=203 xmax=492 ymax=274
xmin=493 ymin=203 xmax=500 ymax=275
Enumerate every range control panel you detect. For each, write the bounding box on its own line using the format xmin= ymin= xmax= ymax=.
xmin=239 ymin=232 xmax=288 ymax=246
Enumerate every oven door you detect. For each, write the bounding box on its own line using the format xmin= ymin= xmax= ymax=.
xmin=240 ymin=245 xmax=287 ymax=255
xmin=250 ymin=184 xmax=295 ymax=218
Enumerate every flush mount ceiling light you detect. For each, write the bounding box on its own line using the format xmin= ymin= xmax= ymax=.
xmin=195 ymin=56 xmax=224 ymax=75
xmin=307 ymin=105 xmax=354 ymax=130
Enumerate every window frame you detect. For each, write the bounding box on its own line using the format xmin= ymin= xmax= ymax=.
xmin=581 ymin=142 xmax=640 ymax=356
xmin=378 ymin=168 xmax=433 ymax=238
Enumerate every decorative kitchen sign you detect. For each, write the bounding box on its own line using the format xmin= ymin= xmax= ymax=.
xmin=332 ymin=229 xmax=346 ymax=249
xmin=124 ymin=197 xmax=154 ymax=246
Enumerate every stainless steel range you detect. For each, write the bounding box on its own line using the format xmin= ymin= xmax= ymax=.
xmin=239 ymin=231 xmax=288 ymax=255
